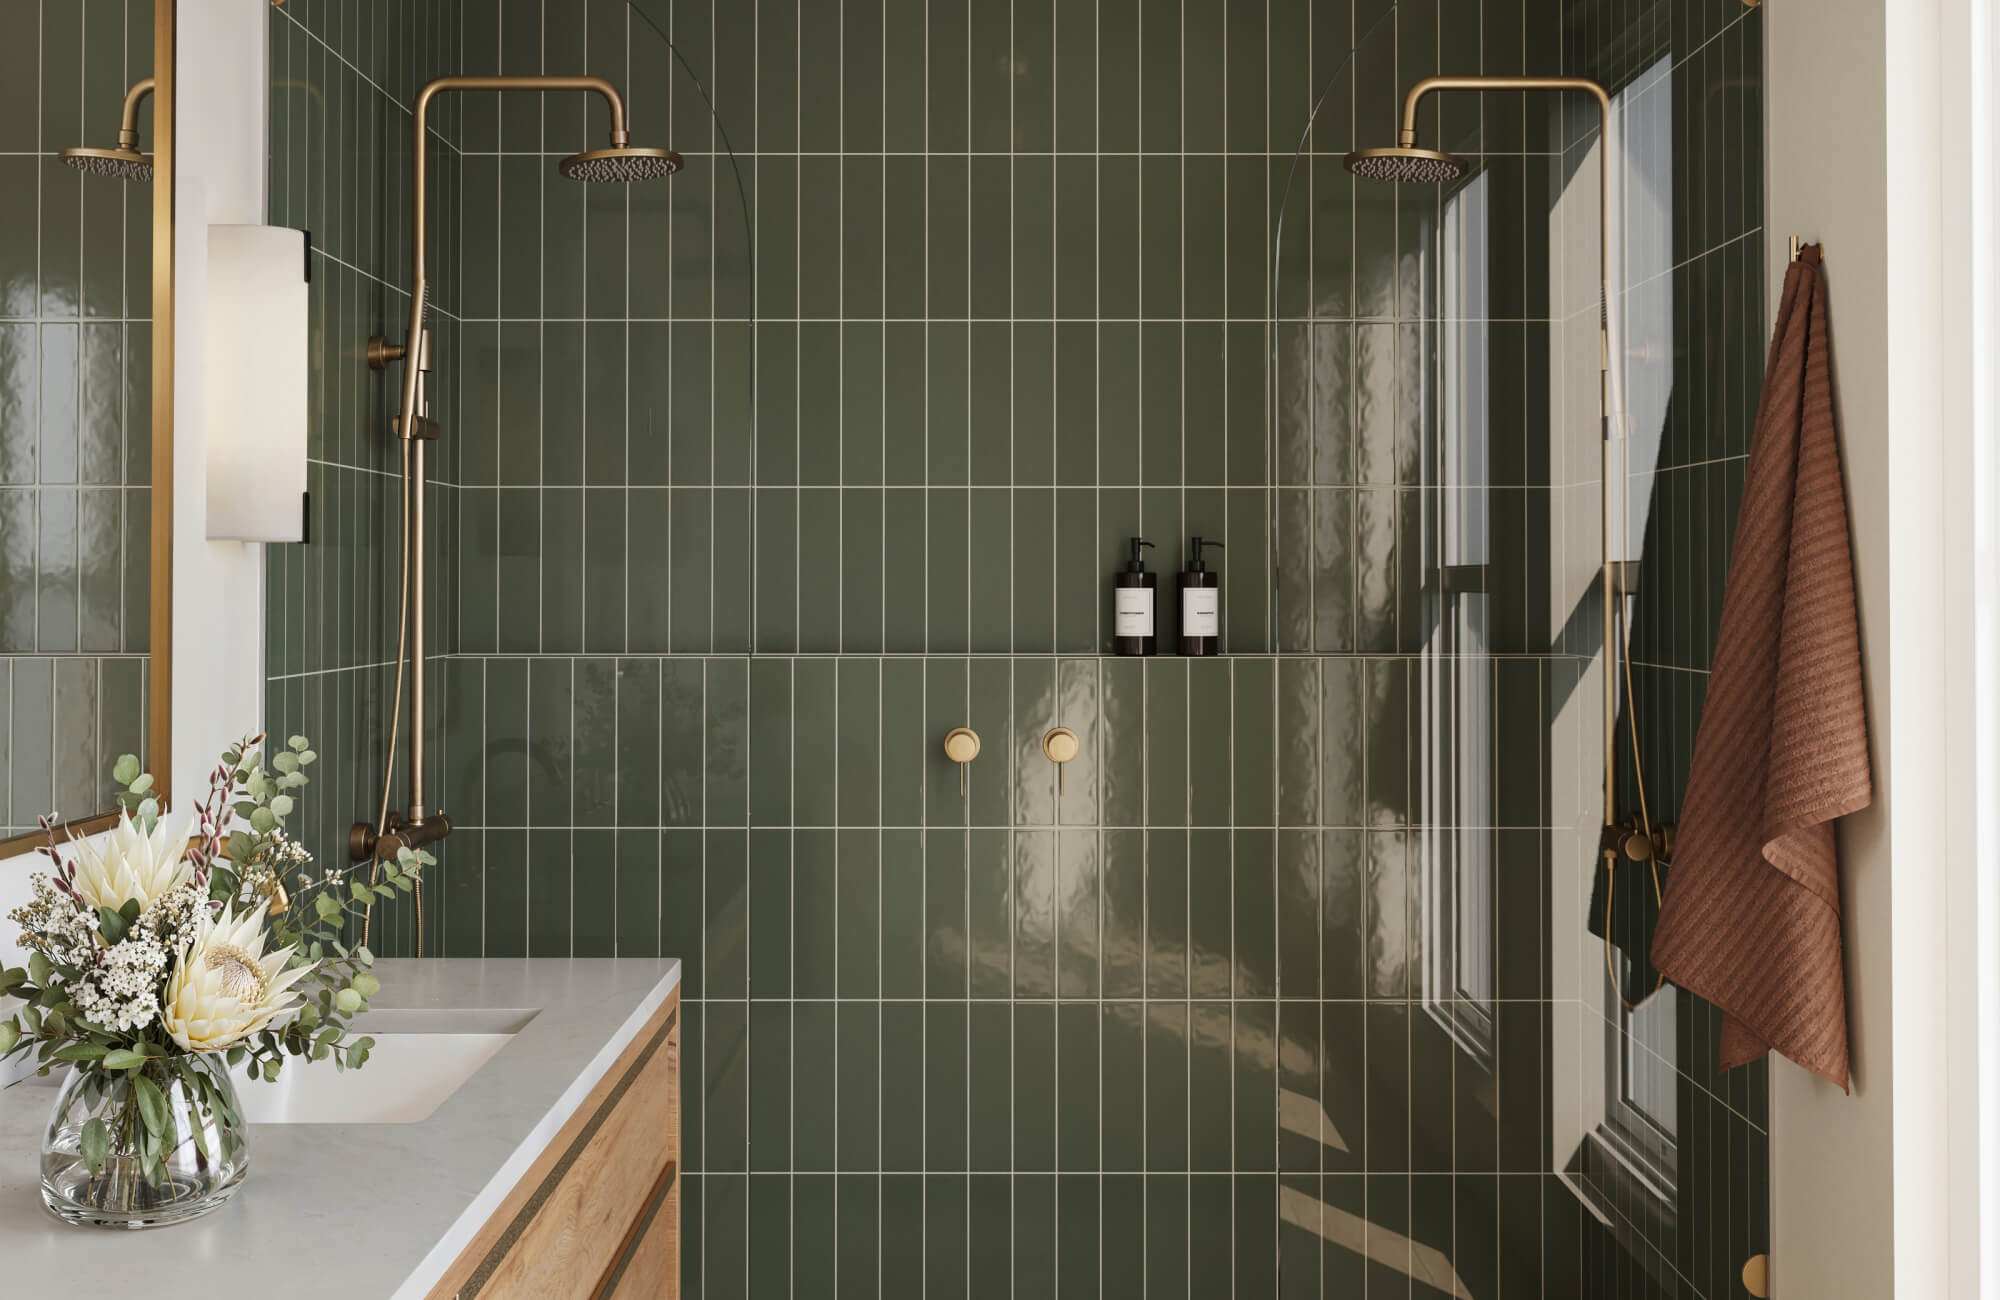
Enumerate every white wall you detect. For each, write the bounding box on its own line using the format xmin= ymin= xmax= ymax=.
xmin=1765 ymin=1 xmax=1965 ymax=1295
xmin=170 ymin=0 xmax=269 ymax=793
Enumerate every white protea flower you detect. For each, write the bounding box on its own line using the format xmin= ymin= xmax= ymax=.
xmin=68 ymin=809 xmax=197 ymax=914
xmin=161 ymin=901 xmax=315 ymax=1053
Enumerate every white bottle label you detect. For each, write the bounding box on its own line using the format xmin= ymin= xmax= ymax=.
xmin=1182 ymin=587 xmax=1219 ymax=637
xmin=1114 ymin=587 xmax=1154 ymax=637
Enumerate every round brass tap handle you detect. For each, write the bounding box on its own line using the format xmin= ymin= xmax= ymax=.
xmin=943 ymin=727 xmax=981 ymax=763
xmin=1043 ymin=726 xmax=1080 ymax=794
xmin=943 ymin=727 xmax=980 ymax=795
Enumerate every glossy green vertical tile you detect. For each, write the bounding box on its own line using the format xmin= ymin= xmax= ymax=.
xmin=581 ymin=488 xmax=625 ymax=652
xmin=927 ymin=487 xmax=970 ymax=652
xmin=879 ymin=660 xmax=926 ymax=827
xmin=1186 ymin=659 xmax=1231 ymax=825
xmin=1099 ymin=659 xmax=1144 ymax=827
xmin=926 ymin=827 xmax=969 ymax=996
xmin=797 ymin=490 xmax=841 ymax=653
xmin=791 ymin=1001 xmax=837 ymax=1172
xmin=963 ymin=657 xmax=1010 ymax=826
xmin=1188 ymin=829 xmax=1232 ymax=1000
xmin=539 ymin=488 xmax=583 ymax=652
xmin=788 ymin=832 xmax=836 ymax=992
xmin=526 ymin=827 xmax=573 ymax=958
xmin=961 ymin=827 xmax=1010 ymax=1000
xmin=1057 ymin=829 xmax=1100 ymax=996
xmin=836 ymin=1004 xmax=884 ymax=1152
xmin=832 ymin=828 xmax=883 ymax=998
xmin=1014 ymin=829 xmax=1057 ymax=997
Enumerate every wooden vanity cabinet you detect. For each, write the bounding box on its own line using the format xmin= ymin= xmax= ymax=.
xmin=428 ymin=988 xmax=681 ymax=1299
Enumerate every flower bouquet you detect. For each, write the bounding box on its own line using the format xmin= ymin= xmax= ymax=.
xmin=0 ymin=734 xmax=430 ymax=1227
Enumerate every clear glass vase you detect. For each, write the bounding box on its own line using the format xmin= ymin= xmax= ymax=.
xmin=40 ymin=1055 xmax=248 ymax=1228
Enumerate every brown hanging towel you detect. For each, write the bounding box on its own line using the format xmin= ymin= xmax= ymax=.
xmin=1648 ymin=243 xmax=1872 ymax=1091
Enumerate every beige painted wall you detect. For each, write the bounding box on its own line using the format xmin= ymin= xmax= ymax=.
xmin=1765 ymin=0 xmax=1962 ymax=1295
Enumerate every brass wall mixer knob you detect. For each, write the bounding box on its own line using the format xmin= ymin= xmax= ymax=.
xmin=1042 ymin=726 xmax=1080 ymax=794
xmin=943 ymin=727 xmax=980 ymax=795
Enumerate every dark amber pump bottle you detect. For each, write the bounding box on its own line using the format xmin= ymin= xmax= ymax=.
xmin=1178 ymin=536 xmax=1223 ymax=655
xmin=1114 ymin=537 xmax=1157 ymax=655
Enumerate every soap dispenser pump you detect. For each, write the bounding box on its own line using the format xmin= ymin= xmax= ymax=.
xmin=1178 ymin=536 xmax=1224 ymax=656
xmin=1114 ymin=537 xmax=1158 ymax=656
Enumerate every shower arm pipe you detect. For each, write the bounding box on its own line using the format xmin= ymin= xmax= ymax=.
xmin=385 ymin=76 xmax=634 ymax=831
xmin=116 ymin=77 xmax=155 ymax=148
xmin=1397 ymin=76 xmax=1620 ymax=830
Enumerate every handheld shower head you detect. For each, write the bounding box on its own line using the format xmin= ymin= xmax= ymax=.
xmin=1342 ymin=144 xmax=1469 ymax=185
xmin=559 ymin=144 xmax=682 ymax=183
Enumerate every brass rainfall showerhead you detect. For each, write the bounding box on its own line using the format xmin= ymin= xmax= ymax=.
xmin=559 ymin=141 xmax=681 ymax=182
xmin=1343 ymin=141 xmax=1469 ymax=184
xmin=60 ymin=77 xmax=155 ymax=182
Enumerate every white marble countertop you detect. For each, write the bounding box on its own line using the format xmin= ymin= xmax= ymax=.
xmin=0 ymin=957 xmax=681 ymax=1298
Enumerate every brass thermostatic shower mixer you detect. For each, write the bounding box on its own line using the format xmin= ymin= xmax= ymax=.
xmin=1345 ymin=77 xmax=1671 ymax=1004
xmin=352 ymin=76 xmax=679 ymax=952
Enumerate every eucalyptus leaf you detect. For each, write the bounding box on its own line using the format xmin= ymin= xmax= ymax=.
xmin=269 ymin=794 xmax=294 ymax=817
xmin=111 ymin=754 xmax=140 ymax=784
xmin=0 ymin=1021 xmax=17 ymax=1055
xmin=27 ymin=953 xmax=50 ymax=987
xmin=79 ymin=1117 xmax=109 ymax=1175
xmin=132 ymin=1074 xmax=168 ymax=1136
xmin=50 ymin=1042 xmax=108 ymax=1061
xmin=314 ymin=894 xmax=342 ymax=921
xmin=334 ymin=988 xmax=361 ymax=1014
xmin=96 ymin=906 xmax=129 ymax=945
xmin=250 ymin=806 xmax=277 ymax=834
xmin=350 ymin=973 xmax=381 ymax=998
xmin=128 ymin=773 xmax=154 ymax=794
xmin=102 ymin=1048 xmax=146 ymax=1071
xmin=187 ymin=1104 xmax=210 ymax=1164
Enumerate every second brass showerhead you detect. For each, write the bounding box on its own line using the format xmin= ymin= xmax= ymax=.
xmin=59 ymin=144 xmax=153 ymax=182
xmin=61 ymin=76 xmax=156 ymax=183
xmin=559 ymin=143 xmax=681 ymax=183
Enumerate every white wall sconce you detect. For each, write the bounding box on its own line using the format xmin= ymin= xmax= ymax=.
xmin=205 ymin=224 xmax=307 ymax=541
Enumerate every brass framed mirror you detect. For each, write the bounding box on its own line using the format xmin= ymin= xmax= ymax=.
xmin=0 ymin=0 xmax=173 ymax=857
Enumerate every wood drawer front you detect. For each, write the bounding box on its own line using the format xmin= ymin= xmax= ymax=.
xmin=431 ymin=992 xmax=681 ymax=1300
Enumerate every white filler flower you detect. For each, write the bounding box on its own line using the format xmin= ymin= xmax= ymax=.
xmin=161 ymin=901 xmax=314 ymax=1053
xmin=68 ymin=808 xmax=197 ymax=914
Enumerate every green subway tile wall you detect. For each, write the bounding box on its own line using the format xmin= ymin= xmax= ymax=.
xmin=264 ymin=0 xmax=465 ymax=958
xmin=1569 ymin=3 xmax=1769 ymax=1298
xmin=0 ymin=0 xmax=153 ymax=836
xmin=262 ymin=0 xmax=1768 ymax=1294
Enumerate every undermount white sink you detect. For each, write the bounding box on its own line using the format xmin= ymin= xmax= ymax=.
xmin=232 ymin=1008 xmax=537 ymax=1125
